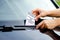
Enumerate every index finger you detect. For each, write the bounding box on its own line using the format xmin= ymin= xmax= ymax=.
xmin=32 ymin=11 xmax=39 ymax=17
xmin=32 ymin=8 xmax=41 ymax=16
xmin=36 ymin=21 xmax=44 ymax=29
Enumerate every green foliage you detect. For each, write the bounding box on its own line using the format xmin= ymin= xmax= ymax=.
xmin=55 ymin=0 xmax=60 ymax=6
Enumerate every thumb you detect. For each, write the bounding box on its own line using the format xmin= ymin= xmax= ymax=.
xmin=35 ymin=15 xmax=41 ymax=21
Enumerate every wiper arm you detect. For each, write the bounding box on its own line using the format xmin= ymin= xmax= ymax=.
xmin=0 ymin=25 xmax=36 ymax=32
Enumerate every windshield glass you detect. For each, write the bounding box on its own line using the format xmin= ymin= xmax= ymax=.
xmin=0 ymin=0 xmax=55 ymax=21
xmin=0 ymin=0 xmax=57 ymax=40
xmin=0 ymin=0 xmax=28 ymax=21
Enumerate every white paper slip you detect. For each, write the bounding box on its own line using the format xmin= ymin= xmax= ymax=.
xmin=25 ymin=12 xmax=35 ymax=26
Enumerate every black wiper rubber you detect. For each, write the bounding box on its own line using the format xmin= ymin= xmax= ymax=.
xmin=0 ymin=25 xmax=36 ymax=32
xmin=15 ymin=25 xmax=35 ymax=27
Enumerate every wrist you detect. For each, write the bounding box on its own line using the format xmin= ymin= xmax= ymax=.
xmin=46 ymin=11 xmax=52 ymax=16
xmin=47 ymin=10 xmax=57 ymax=16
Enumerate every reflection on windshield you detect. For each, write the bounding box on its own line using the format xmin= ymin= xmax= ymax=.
xmin=0 ymin=0 xmax=28 ymax=20
xmin=0 ymin=0 xmax=55 ymax=21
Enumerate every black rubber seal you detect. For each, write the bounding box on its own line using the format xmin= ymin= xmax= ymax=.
xmin=51 ymin=0 xmax=59 ymax=8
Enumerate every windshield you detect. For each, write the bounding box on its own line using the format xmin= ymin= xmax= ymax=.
xmin=0 ymin=0 xmax=56 ymax=21
xmin=0 ymin=0 xmax=27 ymax=20
xmin=0 ymin=0 xmax=57 ymax=40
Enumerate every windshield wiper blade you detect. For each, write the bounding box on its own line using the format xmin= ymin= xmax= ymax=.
xmin=0 ymin=25 xmax=36 ymax=32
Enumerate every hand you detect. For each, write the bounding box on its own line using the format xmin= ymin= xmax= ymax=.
xmin=32 ymin=8 xmax=49 ymax=21
xmin=36 ymin=19 xmax=59 ymax=30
